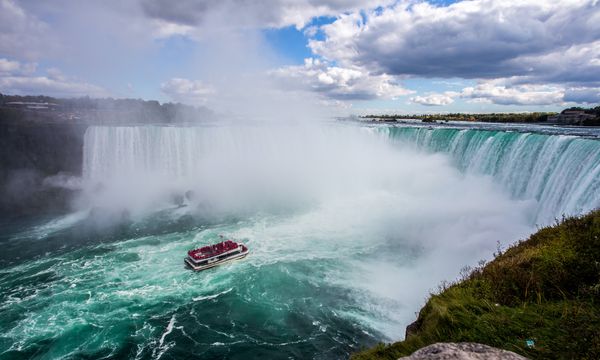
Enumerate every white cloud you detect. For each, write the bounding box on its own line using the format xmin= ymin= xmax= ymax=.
xmin=409 ymin=82 xmax=570 ymax=107
xmin=0 ymin=0 xmax=54 ymax=60
xmin=160 ymin=78 xmax=215 ymax=105
xmin=272 ymin=58 xmax=413 ymax=101
xmin=502 ymin=41 xmax=600 ymax=87
xmin=151 ymin=19 xmax=195 ymax=38
xmin=563 ymin=87 xmax=600 ymax=104
xmin=0 ymin=58 xmax=107 ymax=97
xmin=0 ymin=75 xmax=108 ymax=97
xmin=410 ymin=92 xmax=456 ymax=106
xmin=310 ymin=0 xmax=600 ymax=82
xmin=2 ymin=0 xmax=598 ymax=108
xmin=0 ymin=58 xmax=38 ymax=76
xmin=0 ymin=58 xmax=21 ymax=74
xmin=140 ymin=0 xmax=395 ymax=30
xmin=461 ymin=82 xmax=565 ymax=106
xmin=46 ymin=68 xmax=66 ymax=81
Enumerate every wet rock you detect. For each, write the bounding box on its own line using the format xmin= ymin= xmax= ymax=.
xmin=398 ymin=343 xmax=528 ymax=360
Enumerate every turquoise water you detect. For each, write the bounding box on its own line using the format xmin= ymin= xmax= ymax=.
xmin=381 ymin=126 xmax=600 ymax=224
xmin=1 ymin=123 xmax=598 ymax=359
xmin=1 ymin=209 xmax=400 ymax=359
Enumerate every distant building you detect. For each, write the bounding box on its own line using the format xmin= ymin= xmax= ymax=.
xmin=547 ymin=110 xmax=596 ymax=125
xmin=5 ymin=101 xmax=59 ymax=110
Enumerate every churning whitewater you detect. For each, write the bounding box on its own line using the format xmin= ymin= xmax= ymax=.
xmin=0 ymin=122 xmax=598 ymax=359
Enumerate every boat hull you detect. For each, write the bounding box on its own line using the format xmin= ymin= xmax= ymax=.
xmin=184 ymin=248 xmax=249 ymax=271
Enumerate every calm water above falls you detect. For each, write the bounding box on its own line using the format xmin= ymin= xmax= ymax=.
xmin=1 ymin=123 xmax=598 ymax=360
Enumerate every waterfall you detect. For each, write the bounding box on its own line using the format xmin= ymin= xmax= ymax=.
xmin=82 ymin=125 xmax=600 ymax=225
xmin=383 ymin=126 xmax=600 ymax=224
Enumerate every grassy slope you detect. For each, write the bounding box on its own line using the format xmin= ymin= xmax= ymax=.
xmin=353 ymin=210 xmax=600 ymax=360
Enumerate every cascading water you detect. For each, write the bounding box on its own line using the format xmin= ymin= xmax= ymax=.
xmin=1 ymin=122 xmax=598 ymax=360
xmin=82 ymin=124 xmax=600 ymax=225
xmin=381 ymin=126 xmax=600 ymax=224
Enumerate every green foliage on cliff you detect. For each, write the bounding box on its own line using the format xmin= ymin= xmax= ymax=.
xmin=353 ymin=210 xmax=600 ymax=360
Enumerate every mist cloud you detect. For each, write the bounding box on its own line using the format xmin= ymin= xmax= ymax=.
xmin=161 ymin=78 xmax=215 ymax=105
xmin=77 ymin=123 xmax=535 ymax=339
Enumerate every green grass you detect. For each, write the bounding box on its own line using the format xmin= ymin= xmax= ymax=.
xmin=353 ymin=210 xmax=600 ymax=360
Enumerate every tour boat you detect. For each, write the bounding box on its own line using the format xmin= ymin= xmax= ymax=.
xmin=185 ymin=237 xmax=249 ymax=271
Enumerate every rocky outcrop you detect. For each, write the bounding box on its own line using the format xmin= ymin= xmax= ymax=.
xmin=0 ymin=123 xmax=87 ymax=217
xmin=404 ymin=318 xmax=422 ymax=339
xmin=398 ymin=343 xmax=528 ymax=360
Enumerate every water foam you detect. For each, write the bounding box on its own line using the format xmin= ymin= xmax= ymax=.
xmin=381 ymin=126 xmax=600 ymax=224
xmin=4 ymin=122 xmax=597 ymax=358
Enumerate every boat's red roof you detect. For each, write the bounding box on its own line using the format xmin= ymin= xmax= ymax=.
xmin=188 ymin=240 xmax=239 ymax=260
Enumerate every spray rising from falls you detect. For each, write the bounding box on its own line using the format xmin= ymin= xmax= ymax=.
xmin=381 ymin=126 xmax=600 ymax=224
xmin=83 ymin=124 xmax=600 ymax=225
xmin=78 ymin=123 xmax=536 ymax=337
xmin=81 ymin=124 xmax=424 ymax=215
xmin=4 ymin=123 xmax=587 ymax=358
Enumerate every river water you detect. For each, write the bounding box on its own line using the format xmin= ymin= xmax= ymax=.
xmin=1 ymin=122 xmax=598 ymax=359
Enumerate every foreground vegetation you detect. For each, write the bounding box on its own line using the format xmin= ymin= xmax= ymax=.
xmin=353 ymin=210 xmax=600 ymax=359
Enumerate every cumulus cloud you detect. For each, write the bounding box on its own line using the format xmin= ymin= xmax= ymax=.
xmin=0 ymin=0 xmax=54 ymax=60
xmin=271 ymin=58 xmax=413 ymax=101
xmin=310 ymin=0 xmax=600 ymax=81
xmin=0 ymin=58 xmax=22 ymax=74
xmin=410 ymin=92 xmax=456 ymax=106
xmin=140 ymin=0 xmax=394 ymax=29
xmin=160 ymin=78 xmax=215 ymax=105
xmin=563 ymin=87 xmax=600 ymax=104
xmin=410 ymin=82 xmax=569 ymax=106
xmin=461 ymin=82 xmax=565 ymax=106
xmin=2 ymin=0 xmax=598 ymax=108
xmin=0 ymin=75 xmax=108 ymax=97
xmin=150 ymin=20 xmax=195 ymax=38
xmin=0 ymin=58 xmax=107 ymax=97
xmin=298 ymin=0 xmax=600 ymax=106
xmin=503 ymin=41 xmax=600 ymax=87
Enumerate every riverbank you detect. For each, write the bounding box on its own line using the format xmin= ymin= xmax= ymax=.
xmin=361 ymin=106 xmax=600 ymax=126
xmin=352 ymin=210 xmax=600 ymax=359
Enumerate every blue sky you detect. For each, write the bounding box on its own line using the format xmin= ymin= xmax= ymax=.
xmin=1 ymin=0 xmax=599 ymax=114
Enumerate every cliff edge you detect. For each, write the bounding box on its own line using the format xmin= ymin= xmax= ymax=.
xmin=398 ymin=342 xmax=527 ymax=360
xmin=353 ymin=210 xmax=600 ymax=359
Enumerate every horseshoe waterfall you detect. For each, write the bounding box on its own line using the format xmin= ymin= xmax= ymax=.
xmin=1 ymin=123 xmax=598 ymax=360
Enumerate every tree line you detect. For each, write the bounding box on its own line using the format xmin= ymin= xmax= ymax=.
xmin=0 ymin=93 xmax=214 ymax=125
xmin=362 ymin=106 xmax=600 ymax=124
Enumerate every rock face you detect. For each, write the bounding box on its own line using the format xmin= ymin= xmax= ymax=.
xmin=398 ymin=343 xmax=528 ymax=360
xmin=405 ymin=318 xmax=422 ymax=339
xmin=0 ymin=123 xmax=87 ymax=217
